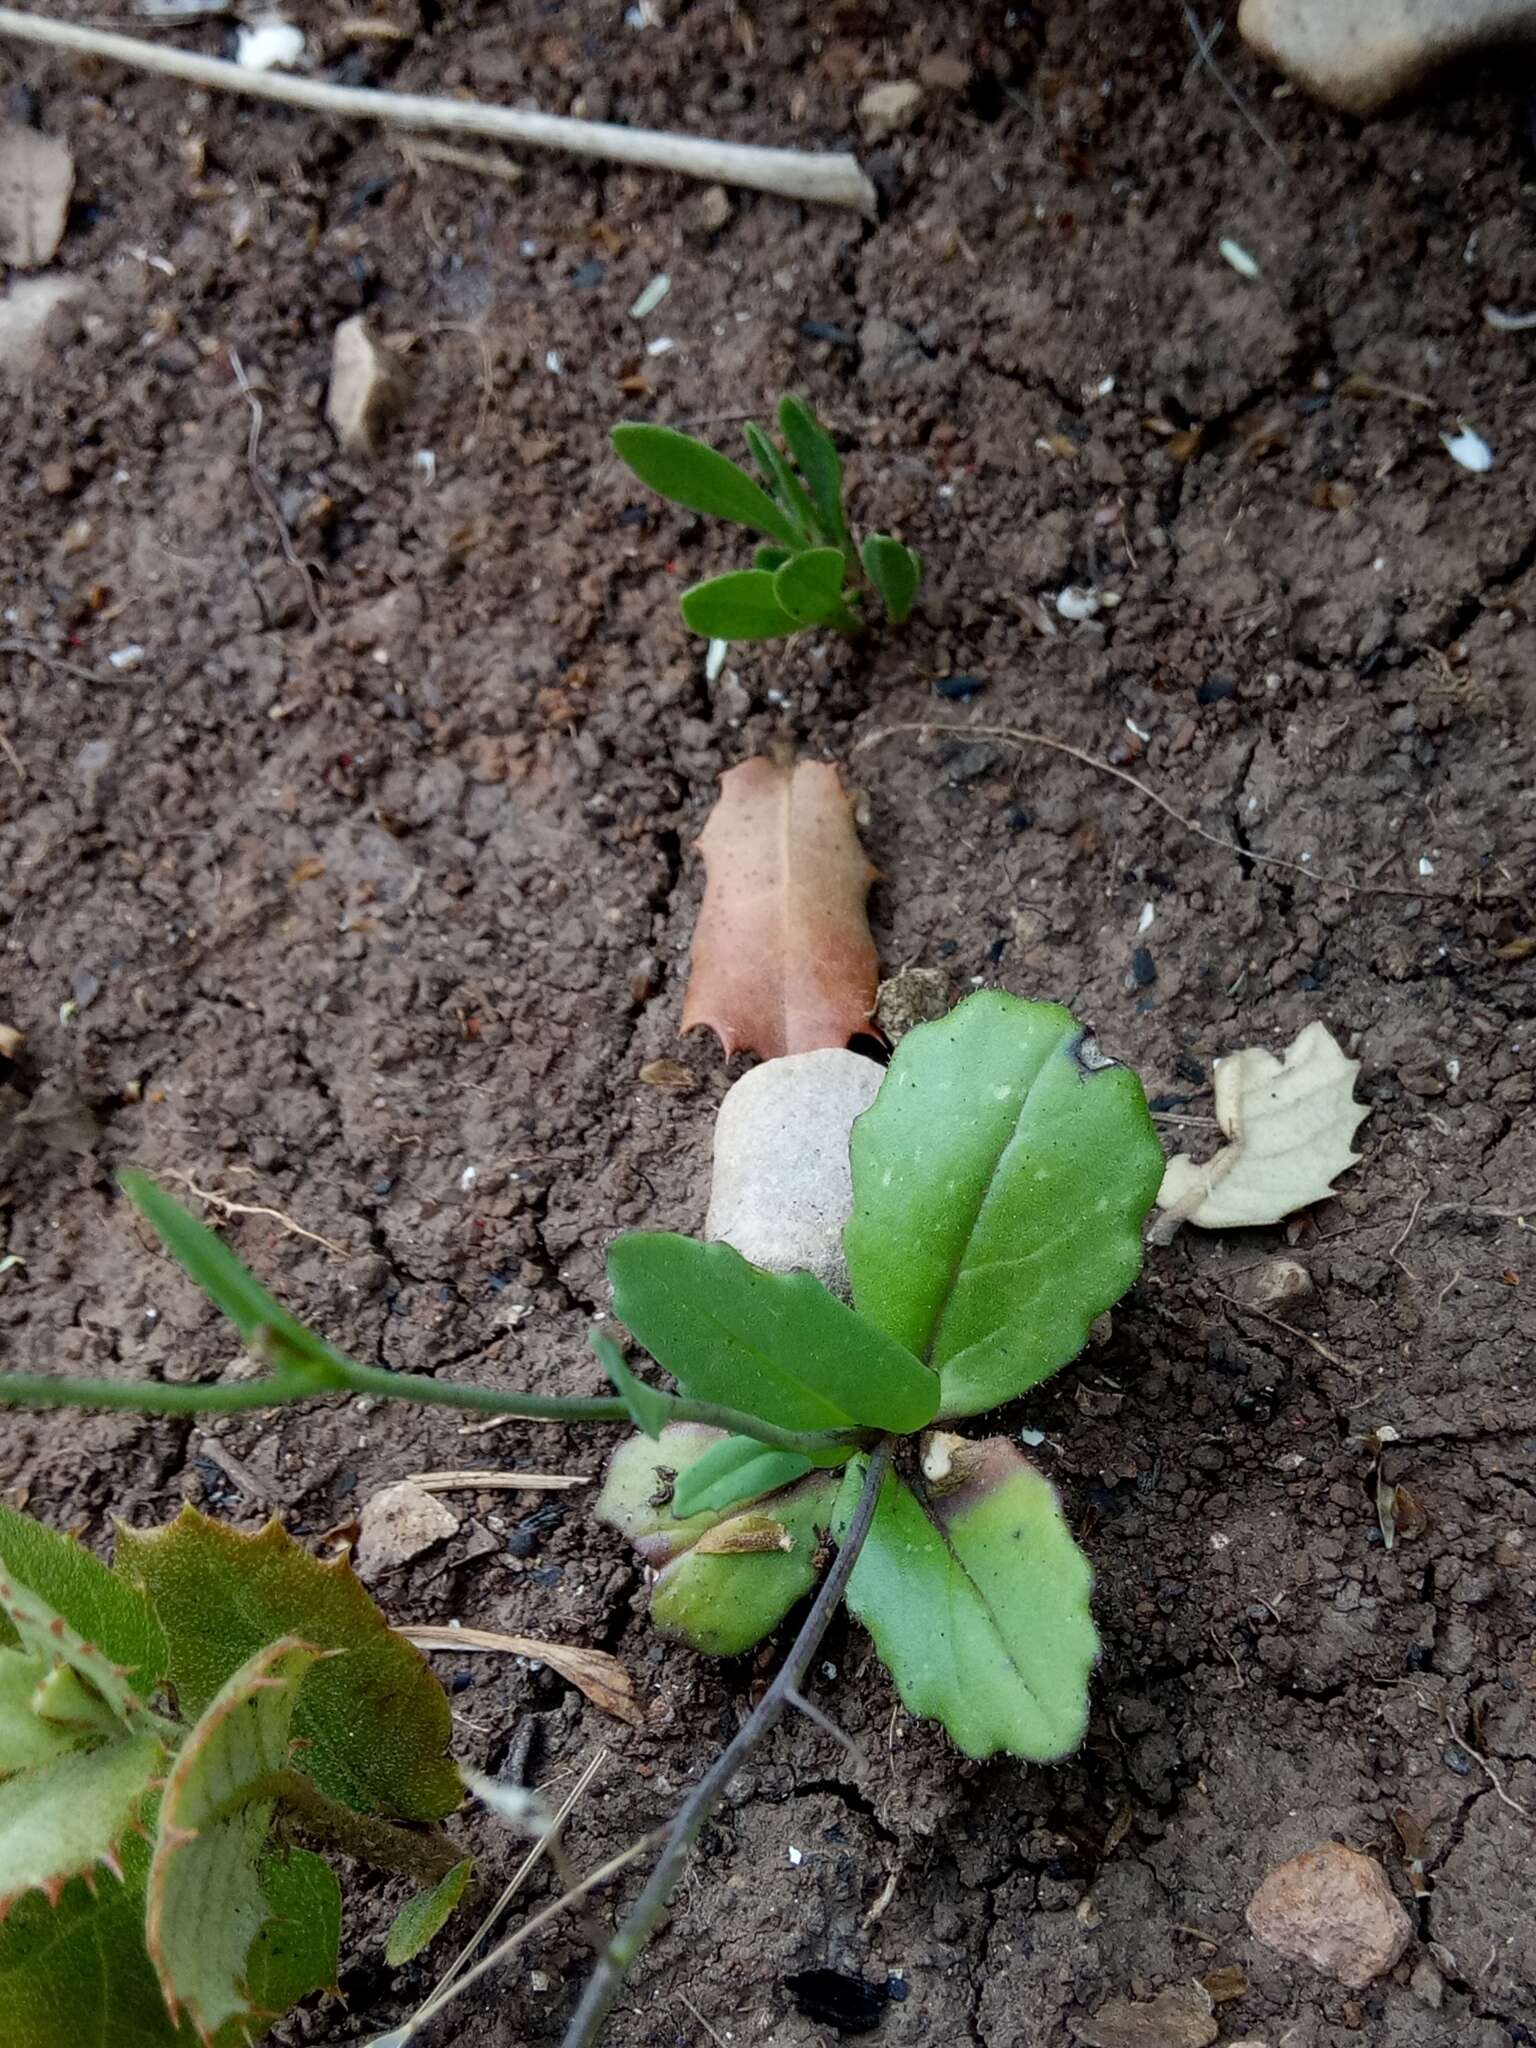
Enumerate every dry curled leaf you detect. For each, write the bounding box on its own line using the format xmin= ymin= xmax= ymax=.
xmin=682 ymin=758 xmax=878 ymax=1061
xmin=403 ymin=1624 xmax=642 ymax=1726
xmin=0 ymin=123 xmax=74 ymax=270
xmin=1155 ymin=1022 xmax=1367 ymax=1235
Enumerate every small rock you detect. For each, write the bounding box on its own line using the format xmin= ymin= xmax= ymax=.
xmin=933 ymin=672 xmax=986 ymax=701
xmin=1409 ymin=1957 xmax=1444 ymax=2008
xmin=874 ymin=966 xmax=950 ymax=1042
xmin=354 ymin=1480 xmax=460 ymax=1581
xmin=919 ymin=52 xmax=973 ymax=89
xmin=40 ymin=459 xmax=73 ymax=496
xmin=1071 ymin=1981 xmax=1217 ymax=2048
xmin=1237 ymin=0 xmax=1536 ymax=117
xmin=1233 ymin=1258 xmax=1313 ymax=1310
xmin=1246 ymin=1842 xmax=1412 ymax=1988
xmin=326 ymin=314 xmax=409 ymax=456
xmin=707 ymin=1048 xmax=884 ymax=1300
xmin=0 ymin=122 xmax=74 ymax=269
xmin=638 ymin=1058 xmax=699 ymax=1095
xmin=858 ymin=81 xmax=923 ymax=141
xmin=0 ymin=273 xmax=83 ymax=378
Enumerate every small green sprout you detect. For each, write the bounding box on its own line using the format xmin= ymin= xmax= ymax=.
xmin=611 ymin=395 xmax=923 ymax=642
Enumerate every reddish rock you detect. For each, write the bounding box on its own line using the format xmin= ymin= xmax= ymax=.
xmin=1247 ymin=1843 xmax=1412 ymax=1988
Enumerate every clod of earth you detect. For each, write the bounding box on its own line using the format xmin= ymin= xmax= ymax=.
xmin=1246 ymin=1840 xmax=1414 ymax=1987
xmin=1070 ymin=1981 xmax=1218 ymax=2048
xmin=1238 ymin=0 xmax=1536 ymax=117
xmin=706 ymin=1046 xmax=883 ymax=1300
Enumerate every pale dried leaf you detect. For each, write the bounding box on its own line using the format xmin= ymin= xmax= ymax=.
xmin=326 ymin=314 xmax=408 ymax=454
xmin=0 ymin=125 xmax=74 ymax=270
xmin=405 ymin=1469 xmax=588 ymax=1493
xmin=682 ymin=758 xmax=878 ymax=1060
xmin=1072 ymin=1982 xmax=1216 ymax=2048
xmin=354 ymin=1481 xmax=460 ymax=1580
xmin=1155 ymin=1022 xmax=1367 ymax=1232
xmin=403 ymin=1625 xmax=643 ymax=1726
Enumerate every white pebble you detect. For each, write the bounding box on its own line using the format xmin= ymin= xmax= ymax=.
xmin=107 ymin=644 xmax=145 ymax=670
xmin=787 ymin=1845 xmax=804 ymax=1866
xmin=1219 ymin=238 xmax=1260 ymax=279
xmin=545 ymin=350 xmax=563 ymax=376
xmin=1441 ymin=425 xmax=1494 ymax=472
xmin=1138 ymin=901 xmax=1155 ymax=934
xmin=236 ymin=19 xmax=305 ymax=70
xmin=645 ymin=336 xmax=675 ymax=356
xmin=628 ymin=273 xmax=671 ymax=320
xmin=1055 ymin=585 xmax=1100 ymax=621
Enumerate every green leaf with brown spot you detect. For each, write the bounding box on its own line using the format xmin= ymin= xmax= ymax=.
xmin=650 ymin=1471 xmax=839 ymax=1656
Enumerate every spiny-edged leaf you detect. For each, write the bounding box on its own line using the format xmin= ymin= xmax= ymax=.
xmin=671 ymin=1435 xmax=813 ymax=1519
xmin=610 ymin=423 xmax=799 ymax=545
xmin=146 ymin=1637 xmax=323 ymax=2042
xmin=115 ymin=1507 xmax=459 ymax=1820
xmin=773 ymin=546 xmax=852 ymax=625
xmin=594 ymin=1425 xmax=744 ymax=1565
xmin=651 ymin=1472 xmax=838 ymax=1656
xmin=0 ymin=1572 xmax=167 ymax=1739
xmin=0 ymin=1650 xmax=92 ymax=1779
xmin=679 ymin=569 xmax=800 ymax=641
xmin=608 ymin=1234 xmax=940 ymax=1439
xmin=0 ymin=1501 xmax=166 ymax=1684
xmin=30 ymin=1661 xmax=127 ymax=1740
xmin=845 ymin=993 xmax=1164 ymax=1418
xmin=119 ymin=1171 xmax=352 ymax=1388
xmin=743 ymin=420 xmax=816 ymax=540
xmin=777 ymin=396 xmax=848 ymax=551
xmin=0 ymin=1734 xmax=163 ymax=1912
xmin=835 ymin=1439 xmax=1098 ymax=1759
xmin=861 ymin=533 xmax=922 ymax=625
xmin=754 ymin=544 xmax=792 ymax=572
xmin=384 ymin=1856 xmax=473 ymax=1966
xmin=680 ymin=757 xmax=879 ymax=1061
xmin=241 ymin=1848 xmax=340 ymax=2036
xmin=590 ymin=1329 xmax=670 ymax=1440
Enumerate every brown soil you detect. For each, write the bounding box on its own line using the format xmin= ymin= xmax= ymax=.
xmin=3 ymin=4 xmax=1534 ymax=2045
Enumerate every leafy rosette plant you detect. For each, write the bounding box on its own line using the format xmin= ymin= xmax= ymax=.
xmin=594 ymin=991 xmax=1164 ymax=1760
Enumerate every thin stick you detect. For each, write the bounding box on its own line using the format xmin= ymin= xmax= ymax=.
xmin=228 ymin=350 xmax=323 ymax=627
xmin=0 ymin=636 xmax=104 ymax=684
xmin=1182 ymin=4 xmax=1290 ymax=175
xmin=160 ymin=1167 xmax=348 ymax=1258
xmin=0 ymin=725 xmax=27 ymax=781
xmin=400 ymin=137 xmax=525 ymax=186
xmin=559 ymin=1440 xmax=895 ymax=2048
xmin=856 ymin=723 xmax=1455 ymax=900
xmin=0 ymin=7 xmax=876 ymax=213
xmin=1209 ymin=1286 xmax=1355 ymax=1372
xmin=1443 ymin=1710 xmax=1534 ymax=1824
xmin=406 ymin=1468 xmax=589 ymax=1493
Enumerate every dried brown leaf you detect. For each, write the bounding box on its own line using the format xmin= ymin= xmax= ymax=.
xmin=682 ymin=758 xmax=878 ymax=1060
xmin=402 ymin=1624 xmax=643 ymax=1727
xmin=0 ymin=124 xmax=73 ymax=270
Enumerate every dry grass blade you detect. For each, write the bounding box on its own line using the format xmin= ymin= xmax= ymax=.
xmin=403 ymin=1626 xmax=644 ymax=1727
xmin=406 ymin=1468 xmax=589 ymax=1493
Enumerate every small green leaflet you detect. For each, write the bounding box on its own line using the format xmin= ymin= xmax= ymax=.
xmin=650 ymin=1474 xmax=838 ymax=1657
xmin=680 ymin=570 xmax=799 ymax=640
xmin=0 ymin=1651 xmax=92 ymax=1777
xmin=742 ymin=420 xmax=816 ymax=542
xmin=589 ymin=1330 xmax=670 ymax=1440
xmin=119 ymin=1171 xmax=352 ymax=1388
xmin=0 ymin=1504 xmax=167 ymax=1685
xmin=0 ymin=1734 xmax=163 ymax=1913
xmin=610 ymin=424 xmax=799 ymax=546
xmin=773 ymin=547 xmax=852 ymax=626
xmin=385 ymin=1856 xmax=473 ymax=1966
xmin=845 ymin=992 xmax=1164 ymax=1417
xmin=242 ymin=1849 xmax=341 ymax=2033
xmin=777 ymin=397 xmax=849 ymax=553
xmin=861 ymin=533 xmax=921 ymax=625
xmin=834 ymin=1439 xmax=1099 ymax=1760
xmin=670 ymin=1436 xmax=812 ymax=1519
xmin=608 ymin=1233 xmax=940 ymax=1442
xmin=593 ymin=1425 xmax=748 ymax=1566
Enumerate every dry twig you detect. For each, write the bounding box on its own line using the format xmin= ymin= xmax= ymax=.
xmin=160 ymin=1168 xmax=350 ymax=1258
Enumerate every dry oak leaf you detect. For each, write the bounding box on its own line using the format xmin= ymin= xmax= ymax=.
xmin=1155 ymin=1020 xmax=1367 ymax=1233
xmin=682 ymin=757 xmax=878 ymax=1061
xmin=403 ymin=1624 xmax=643 ymax=1727
xmin=0 ymin=123 xmax=74 ymax=270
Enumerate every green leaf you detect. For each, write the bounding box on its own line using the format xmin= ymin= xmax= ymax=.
xmin=753 ymin=545 xmax=792 ymax=572
xmin=861 ymin=533 xmax=922 ymax=625
xmin=773 ymin=547 xmax=853 ymax=626
xmin=242 ymin=1848 xmax=341 ymax=2031
xmin=30 ymin=1662 xmax=129 ymax=1742
xmin=679 ymin=570 xmax=800 ymax=641
xmin=777 ymin=397 xmax=849 ymax=552
xmin=650 ymin=1474 xmax=838 ymax=1656
xmin=835 ymin=1439 xmax=1098 ymax=1759
xmin=115 ymin=1507 xmax=460 ymax=1821
xmin=0 ymin=1652 xmax=93 ymax=1778
xmin=671 ymin=1436 xmax=813 ymax=1519
xmin=607 ymin=1233 xmax=940 ymax=1441
xmin=610 ymin=424 xmax=799 ymax=545
xmin=0 ymin=1734 xmax=163 ymax=1914
xmin=594 ymin=1425 xmax=746 ymax=1565
xmin=845 ymin=993 xmax=1164 ymax=1418
xmin=146 ymin=1638 xmax=323 ymax=2042
xmin=589 ymin=1330 xmax=670 ymax=1440
xmin=118 ymin=1172 xmax=352 ymax=1388
xmin=742 ymin=420 xmax=817 ymax=541
xmin=0 ymin=1573 xmax=168 ymax=1741
xmin=385 ymin=1856 xmax=473 ymax=1966
xmin=0 ymin=1502 xmax=167 ymax=1686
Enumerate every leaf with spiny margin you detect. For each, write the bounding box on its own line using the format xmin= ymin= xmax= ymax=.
xmin=30 ymin=1660 xmax=127 ymax=1740
xmin=0 ymin=1650 xmax=93 ymax=1779
xmin=845 ymin=992 xmax=1165 ymax=1418
xmin=590 ymin=1329 xmax=670 ymax=1440
xmin=0 ymin=1501 xmax=167 ymax=1686
xmin=146 ymin=1637 xmax=323 ymax=2042
xmin=114 ymin=1507 xmax=460 ymax=1821
xmin=240 ymin=1848 xmax=340 ymax=2037
xmin=649 ymin=1471 xmax=839 ymax=1657
xmin=385 ymin=1856 xmax=473 ymax=1965
xmin=0 ymin=1572 xmax=168 ymax=1739
xmin=0 ymin=1734 xmax=163 ymax=1913
xmin=670 ymin=1435 xmax=812 ymax=1519
xmin=834 ymin=1438 xmax=1099 ymax=1760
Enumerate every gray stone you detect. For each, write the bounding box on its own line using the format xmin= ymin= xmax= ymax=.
xmin=706 ymin=1049 xmax=884 ymax=1298
xmin=1239 ymin=0 xmax=1536 ymax=117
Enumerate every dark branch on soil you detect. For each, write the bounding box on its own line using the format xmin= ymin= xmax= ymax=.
xmin=558 ymin=1438 xmax=895 ymax=2048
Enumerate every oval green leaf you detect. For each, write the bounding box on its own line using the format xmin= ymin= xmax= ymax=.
xmin=773 ymin=547 xmax=850 ymax=625
xmin=650 ymin=1473 xmax=837 ymax=1656
xmin=607 ymin=1233 xmax=940 ymax=1440
xmin=385 ymin=1856 xmax=473 ymax=1966
xmin=679 ymin=570 xmax=800 ymax=641
xmin=610 ymin=424 xmax=799 ymax=545
xmin=742 ymin=421 xmax=816 ymax=541
xmin=861 ymin=533 xmax=921 ymax=625
xmin=670 ymin=1435 xmax=813 ymax=1519
xmin=844 ymin=993 xmax=1164 ymax=1418
xmin=835 ymin=1439 xmax=1098 ymax=1759
xmin=777 ymin=396 xmax=848 ymax=551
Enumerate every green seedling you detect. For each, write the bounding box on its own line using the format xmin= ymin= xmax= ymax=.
xmin=611 ymin=395 xmax=923 ymax=641
xmin=0 ymin=991 xmax=1164 ymax=2047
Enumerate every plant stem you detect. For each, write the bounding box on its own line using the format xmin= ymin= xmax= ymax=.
xmin=254 ymin=1769 xmax=468 ymax=1886
xmin=0 ymin=1367 xmax=867 ymax=1458
xmin=558 ymin=1438 xmax=894 ymax=2048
